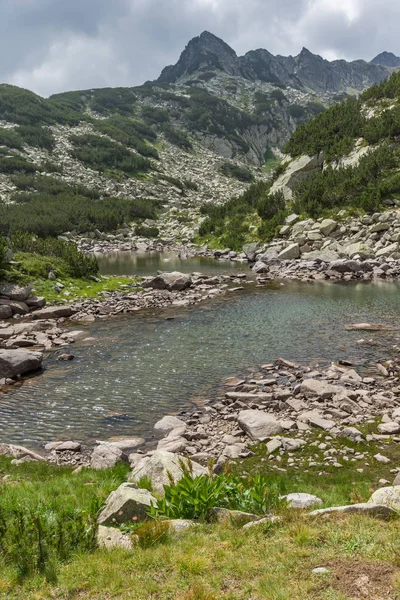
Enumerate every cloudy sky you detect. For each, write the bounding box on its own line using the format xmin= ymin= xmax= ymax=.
xmin=2 ymin=0 xmax=399 ymax=97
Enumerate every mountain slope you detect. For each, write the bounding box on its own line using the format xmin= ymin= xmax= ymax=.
xmin=371 ymin=51 xmax=400 ymax=68
xmin=198 ymin=71 xmax=400 ymax=250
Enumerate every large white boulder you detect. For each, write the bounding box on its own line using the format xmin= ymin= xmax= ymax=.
xmin=368 ymin=486 xmax=400 ymax=511
xmin=238 ymin=410 xmax=283 ymax=442
xmin=129 ymin=451 xmax=207 ymax=494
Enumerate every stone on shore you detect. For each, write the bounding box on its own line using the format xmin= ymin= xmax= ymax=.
xmin=143 ymin=272 xmax=191 ymax=291
xmin=32 ymin=306 xmax=73 ymax=320
xmin=278 ymin=244 xmax=300 ymax=260
xmin=97 ymin=483 xmax=157 ymax=525
xmin=154 ymin=415 xmax=186 ymax=434
xmin=0 ymin=349 xmax=42 ymax=378
xmin=90 ymin=444 xmax=129 ymax=469
xmin=129 ymin=451 xmax=207 ymax=494
xmin=238 ymin=410 xmax=283 ymax=441
xmin=0 ymin=283 xmax=33 ymax=301
xmin=301 ymin=379 xmax=342 ymax=399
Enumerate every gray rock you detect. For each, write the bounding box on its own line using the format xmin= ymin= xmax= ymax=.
xmin=301 ymin=379 xmax=341 ymax=399
xmin=0 ymin=305 xmax=12 ymax=319
xmin=0 ymin=443 xmax=45 ymax=462
xmin=378 ymin=422 xmax=400 ymax=434
xmin=374 ymin=453 xmax=391 ymax=464
xmin=238 ymin=410 xmax=283 ymax=441
xmin=0 ymin=299 xmax=29 ymax=315
xmin=243 ymin=243 xmax=259 ymax=262
xmin=32 ymin=306 xmax=73 ymax=320
xmin=283 ymin=493 xmax=323 ymax=508
xmin=309 ymin=503 xmax=398 ymax=520
xmin=300 ymin=411 xmax=335 ymax=431
xmin=368 ymin=486 xmax=400 ymax=511
xmin=25 ymin=296 xmax=46 ymax=309
xmin=45 ymin=441 xmax=81 ymax=452
xmin=330 ymin=259 xmax=361 ymax=273
xmin=319 ymin=219 xmax=337 ymax=235
xmin=97 ymin=525 xmax=135 ymax=550
xmin=97 ymin=483 xmax=157 ymax=525
xmin=90 ymin=444 xmax=129 ymax=469
xmin=0 ymin=283 xmax=32 ymax=301
xmin=278 ymin=243 xmax=300 ymax=260
xmin=209 ymin=507 xmax=260 ymax=526
xmin=154 ymin=415 xmax=186 ymax=434
xmin=337 ymin=427 xmax=363 ymax=442
xmin=0 ymin=349 xmax=42 ymax=378
xmin=129 ymin=451 xmax=207 ymax=494
xmin=143 ymin=272 xmax=191 ymax=291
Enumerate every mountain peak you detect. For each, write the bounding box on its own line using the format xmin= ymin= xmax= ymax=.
xmin=158 ymin=31 xmax=238 ymax=83
xmin=371 ymin=51 xmax=400 ymax=68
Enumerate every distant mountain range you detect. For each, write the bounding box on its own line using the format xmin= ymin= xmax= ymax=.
xmin=158 ymin=31 xmax=399 ymax=94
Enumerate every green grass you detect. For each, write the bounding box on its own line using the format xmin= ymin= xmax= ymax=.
xmin=1 ymin=431 xmax=400 ymax=598
xmin=31 ymin=275 xmax=140 ymax=303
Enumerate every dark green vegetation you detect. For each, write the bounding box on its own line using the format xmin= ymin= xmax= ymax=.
xmin=0 ymin=458 xmax=129 ymax=584
xmin=7 ymin=232 xmax=98 ymax=279
xmin=70 ymin=134 xmax=152 ymax=176
xmin=199 ymin=71 xmax=400 ymax=250
xmin=0 ymin=171 xmax=159 ymax=237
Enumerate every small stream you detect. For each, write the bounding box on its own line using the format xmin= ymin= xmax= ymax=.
xmin=1 ymin=252 xmax=400 ymax=447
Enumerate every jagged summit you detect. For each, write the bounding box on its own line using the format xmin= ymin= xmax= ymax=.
xmin=371 ymin=51 xmax=400 ymax=68
xmin=158 ymin=31 xmax=240 ymax=83
xmin=157 ymin=32 xmax=390 ymax=94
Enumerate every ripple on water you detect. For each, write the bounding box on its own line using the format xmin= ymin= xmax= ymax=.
xmin=1 ymin=279 xmax=400 ymax=447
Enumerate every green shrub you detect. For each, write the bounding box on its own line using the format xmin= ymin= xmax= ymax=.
xmin=135 ymin=224 xmax=159 ymax=238
xmin=149 ymin=469 xmax=285 ymax=521
xmin=70 ymin=134 xmax=152 ymax=175
xmin=0 ymin=194 xmax=159 ymax=237
xmin=0 ymin=128 xmax=22 ymax=149
xmin=0 ymin=155 xmax=36 ymax=174
xmin=95 ymin=117 xmax=159 ymax=159
xmin=10 ymin=232 xmax=98 ymax=278
xmin=18 ymin=125 xmax=55 ymax=150
xmin=163 ymin=125 xmax=193 ymax=150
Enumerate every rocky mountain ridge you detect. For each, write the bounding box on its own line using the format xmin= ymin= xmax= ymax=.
xmin=159 ymin=31 xmax=393 ymax=94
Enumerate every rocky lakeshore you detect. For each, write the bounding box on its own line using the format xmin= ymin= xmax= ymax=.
xmin=4 ymin=352 xmax=400 ymax=475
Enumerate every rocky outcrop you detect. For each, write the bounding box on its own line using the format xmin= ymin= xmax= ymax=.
xmin=0 ymin=349 xmax=42 ymax=378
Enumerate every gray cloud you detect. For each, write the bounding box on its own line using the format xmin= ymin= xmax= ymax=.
xmin=1 ymin=0 xmax=399 ymax=96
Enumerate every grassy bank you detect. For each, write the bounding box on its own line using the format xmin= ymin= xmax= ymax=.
xmin=1 ymin=427 xmax=400 ymax=599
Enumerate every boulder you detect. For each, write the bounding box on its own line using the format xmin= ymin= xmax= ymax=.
xmin=45 ymin=441 xmax=81 ymax=452
xmin=309 ymin=503 xmax=398 ymax=520
xmin=25 ymin=296 xmax=46 ymax=309
xmin=154 ymin=415 xmax=186 ymax=434
xmin=299 ymin=411 xmax=335 ymax=431
xmin=0 ymin=349 xmax=42 ymax=378
xmin=0 ymin=283 xmax=32 ymax=301
xmin=330 ymin=259 xmax=361 ymax=273
xmin=97 ymin=525 xmax=135 ymax=550
xmin=269 ymin=154 xmax=323 ymax=201
xmin=143 ymin=272 xmax=191 ymax=291
xmin=337 ymin=427 xmax=363 ymax=442
xmin=209 ymin=507 xmax=260 ymax=527
xmin=278 ymin=244 xmax=300 ymax=260
xmin=282 ymin=493 xmax=323 ymax=508
xmin=378 ymin=422 xmax=400 ymax=435
xmin=0 ymin=443 xmax=45 ymax=462
xmin=32 ymin=306 xmax=73 ymax=320
xmin=319 ymin=219 xmax=337 ymax=236
xmin=129 ymin=451 xmax=207 ymax=494
xmin=368 ymin=486 xmax=400 ymax=511
xmin=242 ymin=243 xmax=259 ymax=262
xmin=90 ymin=444 xmax=129 ymax=469
xmin=238 ymin=410 xmax=283 ymax=441
xmin=376 ymin=243 xmax=399 ymax=258
xmin=0 ymin=305 xmax=12 ymax=319
xmin=0 ymin=299 xmax=29 ymax=315
xmin=252 ymin=261 xmax=269 ymax=274
xmin=300 ymin=379 xmax=341 ymax=399
xmin=343 ymin=242 xmax=375 ymax=260
xmin=97 ymin=483 xmax=157 ymax=525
